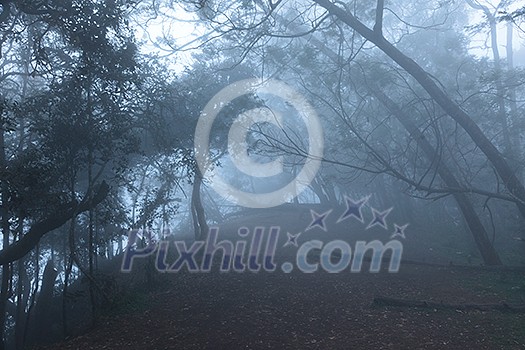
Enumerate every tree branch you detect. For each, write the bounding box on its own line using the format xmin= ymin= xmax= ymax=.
xmin=312 ymin=0 xmax=525 ymax=218
xmin=373 ymin=0 xmax=385 ymax=37
xmin=0 ymin=182 xmax=110 ymax=265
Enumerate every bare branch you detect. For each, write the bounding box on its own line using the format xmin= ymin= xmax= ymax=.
xmin=373 ymin=0 xmax=384 ymax=37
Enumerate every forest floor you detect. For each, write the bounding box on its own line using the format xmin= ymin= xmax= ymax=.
xmin=37 ymin=262 xmax=525 ymax=350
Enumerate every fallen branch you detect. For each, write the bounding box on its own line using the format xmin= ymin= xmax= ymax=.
xmin=373 ymin=296 xmax=525 ymax=313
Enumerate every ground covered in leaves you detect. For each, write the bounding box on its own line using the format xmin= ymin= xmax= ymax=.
xmin=37 ymin=263 xmax=525 ymax=349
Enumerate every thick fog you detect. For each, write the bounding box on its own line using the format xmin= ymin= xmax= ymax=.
xmin=0 ymin=1 xmax=524 ymax=349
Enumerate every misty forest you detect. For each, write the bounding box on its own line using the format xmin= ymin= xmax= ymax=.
xmin=0 ymin=0 xmax=525 ymax=349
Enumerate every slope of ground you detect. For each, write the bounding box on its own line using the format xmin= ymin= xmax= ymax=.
xmin=36 ymin=263 xmax=525 ymax=349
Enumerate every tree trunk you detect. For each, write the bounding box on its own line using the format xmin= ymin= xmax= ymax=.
xmin=309 ymin=178 xmax=331 ymax=205
xmin=372 ymin=88 xmax=501 ymax=265
xmin=62 ymin=211 xmax=76 ymax=337
xmin=0 ymin=181 xmax=109 ymax=266
xmin=87 ymin=150 xmax=97 ymax=326
xmin=23 ymin=244 xmax=40 ymax=347
xmin=191 ymin=167 xmax=209 ymax=240
xmin=14 ymin=216 xmax=29 ymax=350
xmin=265 ymin=1 xmax=502 ymax=263
xmin=0 ymin=117 xmax=11 ymax=350
xmin=506 ymin=22 xmax=523 ymax=177
xmin=464 ymin=1 xmax=514 ymax=158
xmin=33 ymin=261 xmax=58 ymax=344
xmin=313 ymin=0 xmax=525 ymax=218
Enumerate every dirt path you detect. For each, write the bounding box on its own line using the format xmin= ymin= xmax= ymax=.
xmin=37 ymin=264 xmax=525 ymax=349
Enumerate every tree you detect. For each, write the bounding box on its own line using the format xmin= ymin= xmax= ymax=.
xmin=176 ymin=0 xmax=525 ymax=213
xmin=0 ymin=0 xmax=143 ymax=345
xmin=310 ymin=0 xmax=525 ymax=217
xmin=167 ymin=0 xmax=525 ymax=264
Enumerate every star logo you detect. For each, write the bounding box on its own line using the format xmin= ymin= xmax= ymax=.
xmin=338 ymin=195 xmax=370 ymax=223
xmin=306 ymin=209 xmax=332 ymax=231
xmin=284 ymin=232 xmax=301 ymax=247
xmin=391 ymin=224 xmax=408 ymax=239
xmin=366 ymin=207 xmax=392 ymax=230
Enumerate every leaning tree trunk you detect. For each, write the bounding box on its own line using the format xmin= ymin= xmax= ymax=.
xmin=372 ymin=88 xmax=502 ymax=265
xmin=313 ymin=0 xmax=525 ymax=219
xmin=263 ymin=7 xmax=501 ymax=264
